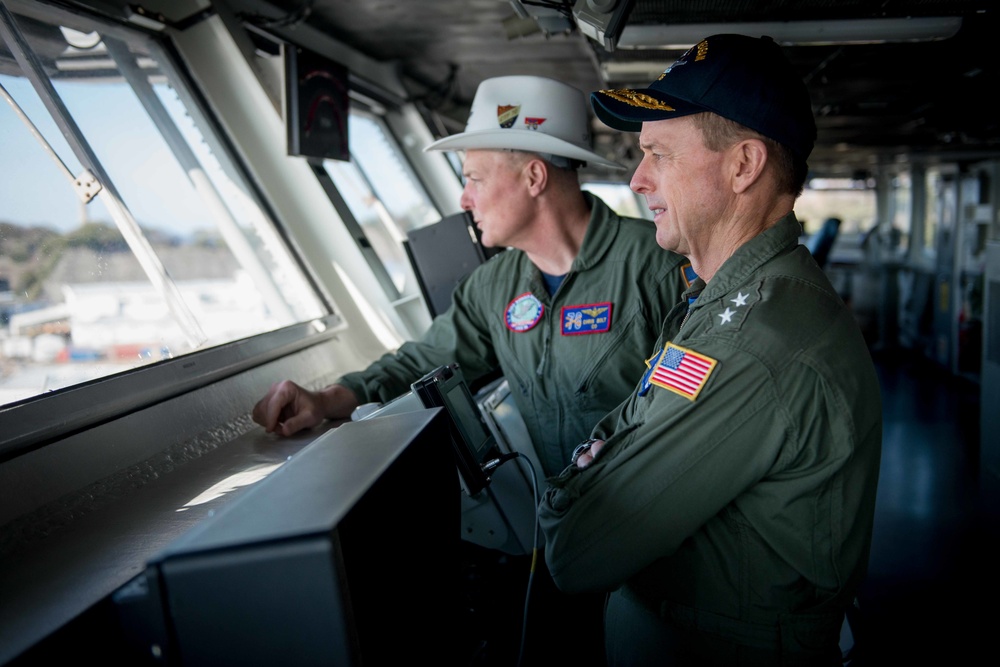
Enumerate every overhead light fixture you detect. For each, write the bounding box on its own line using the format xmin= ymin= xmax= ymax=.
xmin=125 ymin=4 xmax=168 ymax=31
xmin=617 ymin=17 xmax=963 ymax=50
xmin=572 ymin=0 xmax=636 ymax=52
xmin=508 ymin=0 xmax=573 ymax=37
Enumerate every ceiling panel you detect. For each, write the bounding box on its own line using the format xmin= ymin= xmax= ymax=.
xmin=236 ymin=0 xmax=1000 ymax=177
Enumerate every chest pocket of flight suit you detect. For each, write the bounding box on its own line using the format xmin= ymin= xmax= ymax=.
xmin=572 ymin=301 xmax=648 ymax=413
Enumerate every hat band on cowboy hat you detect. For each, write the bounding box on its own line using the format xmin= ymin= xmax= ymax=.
xmin=425 ymin=75 xmax=624 ymax=170
xmin=591 ymin=34 xmax=816 ymax=162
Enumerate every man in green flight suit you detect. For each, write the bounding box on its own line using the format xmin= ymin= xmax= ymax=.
xmin=539 ymin=34 xmax=883 ymax=666
xmin=252 ymin=74 xmax=694 ymax=480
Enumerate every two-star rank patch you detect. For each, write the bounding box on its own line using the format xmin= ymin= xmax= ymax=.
xmin=713 ymin=287 xmax=759 ymax=330
xmin=640 ymin=342 xmax=717 ymax=400
xmin=561 ymin=302 xmax=612 ymax=335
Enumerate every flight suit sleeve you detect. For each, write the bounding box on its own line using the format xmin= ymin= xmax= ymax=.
xmin=337 ymin=269 xmax=500 ymax=403
xmin=538 ymin=343 xmax=791 ymax=594
xmin=587 ymin=397 xmax=628 ymax=443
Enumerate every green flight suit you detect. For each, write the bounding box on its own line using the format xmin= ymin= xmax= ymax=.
xmin=337 ymin=193 xmax=693 ymax=477
xmin=539 ymin=213 xmax=883 ymax=664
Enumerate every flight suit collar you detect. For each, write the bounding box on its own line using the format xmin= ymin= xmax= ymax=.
xmin=569 ymin=192 xmax=620 ymax=273
xmin=690 ymin=212 xmax=802 ymax=308
xmin=520 ymin=192 xmax=620 ymax=300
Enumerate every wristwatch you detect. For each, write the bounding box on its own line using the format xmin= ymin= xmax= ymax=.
xmin=571 ymin=438 xmax=599 ymax=466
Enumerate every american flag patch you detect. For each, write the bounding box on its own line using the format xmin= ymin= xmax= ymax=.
xmin=649 ymin=342 xmax=717 ymax=400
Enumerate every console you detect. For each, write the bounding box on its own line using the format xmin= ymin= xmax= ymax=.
xmin=113 ymin=409 xmax=460 ymax=665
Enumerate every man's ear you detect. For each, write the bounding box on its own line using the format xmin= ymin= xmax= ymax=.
xmin=523 ymin=157 xmax=549 ymax=196
xmin=730 ymin=138 xmax=767 ymax=194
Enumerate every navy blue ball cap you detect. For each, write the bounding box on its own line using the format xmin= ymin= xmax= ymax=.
xmin=591 ymin=33 xmax=817 ymax=162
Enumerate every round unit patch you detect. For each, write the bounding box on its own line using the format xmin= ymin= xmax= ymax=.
xmin=505 ymin=292 xmax=544 ymax=332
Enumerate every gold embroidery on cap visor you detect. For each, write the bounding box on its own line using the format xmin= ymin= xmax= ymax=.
xmin=598 ymin=89 xmax=677 ymax=112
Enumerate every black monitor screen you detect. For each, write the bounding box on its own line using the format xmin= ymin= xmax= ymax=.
xmin=284 ymin=44 xmax=350 ymax=161
xmin=411 ymin=364 xmax=495 ymax=495
xmin=446 ymin=382 xmax=493 ymax=461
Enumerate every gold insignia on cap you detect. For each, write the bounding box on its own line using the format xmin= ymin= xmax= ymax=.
xmin=598 ymin=89 xmax=676 ymax=111
xmin=694 ymin=39 xmax=709 ymax=61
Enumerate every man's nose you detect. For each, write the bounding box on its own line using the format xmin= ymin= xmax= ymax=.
xmin=630 ymin=158 xmax=651 ymax=194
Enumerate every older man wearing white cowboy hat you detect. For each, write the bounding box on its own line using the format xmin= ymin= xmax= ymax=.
xmin=254 ymin=73 xmax=693 ymax=479
xmin=252 ymin=74 xmax=694 ymax=664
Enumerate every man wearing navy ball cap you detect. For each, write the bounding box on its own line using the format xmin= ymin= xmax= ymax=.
xmin=539 ymin=34 xmax=883 ymax=666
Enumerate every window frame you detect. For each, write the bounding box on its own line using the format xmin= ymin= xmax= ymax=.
xmin=0 ymin=312 xmax=345 ymax=462
xmin=0 ymin=1 xmax=344 ymax=456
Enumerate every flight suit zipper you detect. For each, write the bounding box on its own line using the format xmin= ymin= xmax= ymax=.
xmin=535 ymin=325 xmax=551 ymax=376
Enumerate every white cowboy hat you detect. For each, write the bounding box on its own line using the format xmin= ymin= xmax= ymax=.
xmin=424 ymin=75 xmax=624 ymax=170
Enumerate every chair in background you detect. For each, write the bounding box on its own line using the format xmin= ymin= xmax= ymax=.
xmin=806 ymin=216 xmax=843 ymax=269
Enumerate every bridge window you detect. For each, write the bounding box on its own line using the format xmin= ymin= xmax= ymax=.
xmin=892 ymin=170 xmax=913 ymax=255
xmin=319 ymin=110 xmax=440 ymax=296
xmin=0 ymin=3 xmax=325 ymax=409
xmin=923 ymin=166 xmax=960 ymax=263
xmin=799 ymin=177 xmax=877 ymax=238
xmin=582 ymin=181 xmax=649 ymax=219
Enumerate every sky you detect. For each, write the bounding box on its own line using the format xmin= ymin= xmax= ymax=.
xmin=2 ymin=74 xmax=216 ymax=235
xmin=1 ymin=70 xmax=434 ymax=243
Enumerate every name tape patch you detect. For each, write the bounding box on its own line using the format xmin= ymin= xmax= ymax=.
xmin=561 ymin=302 xmax=612 ymax=335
